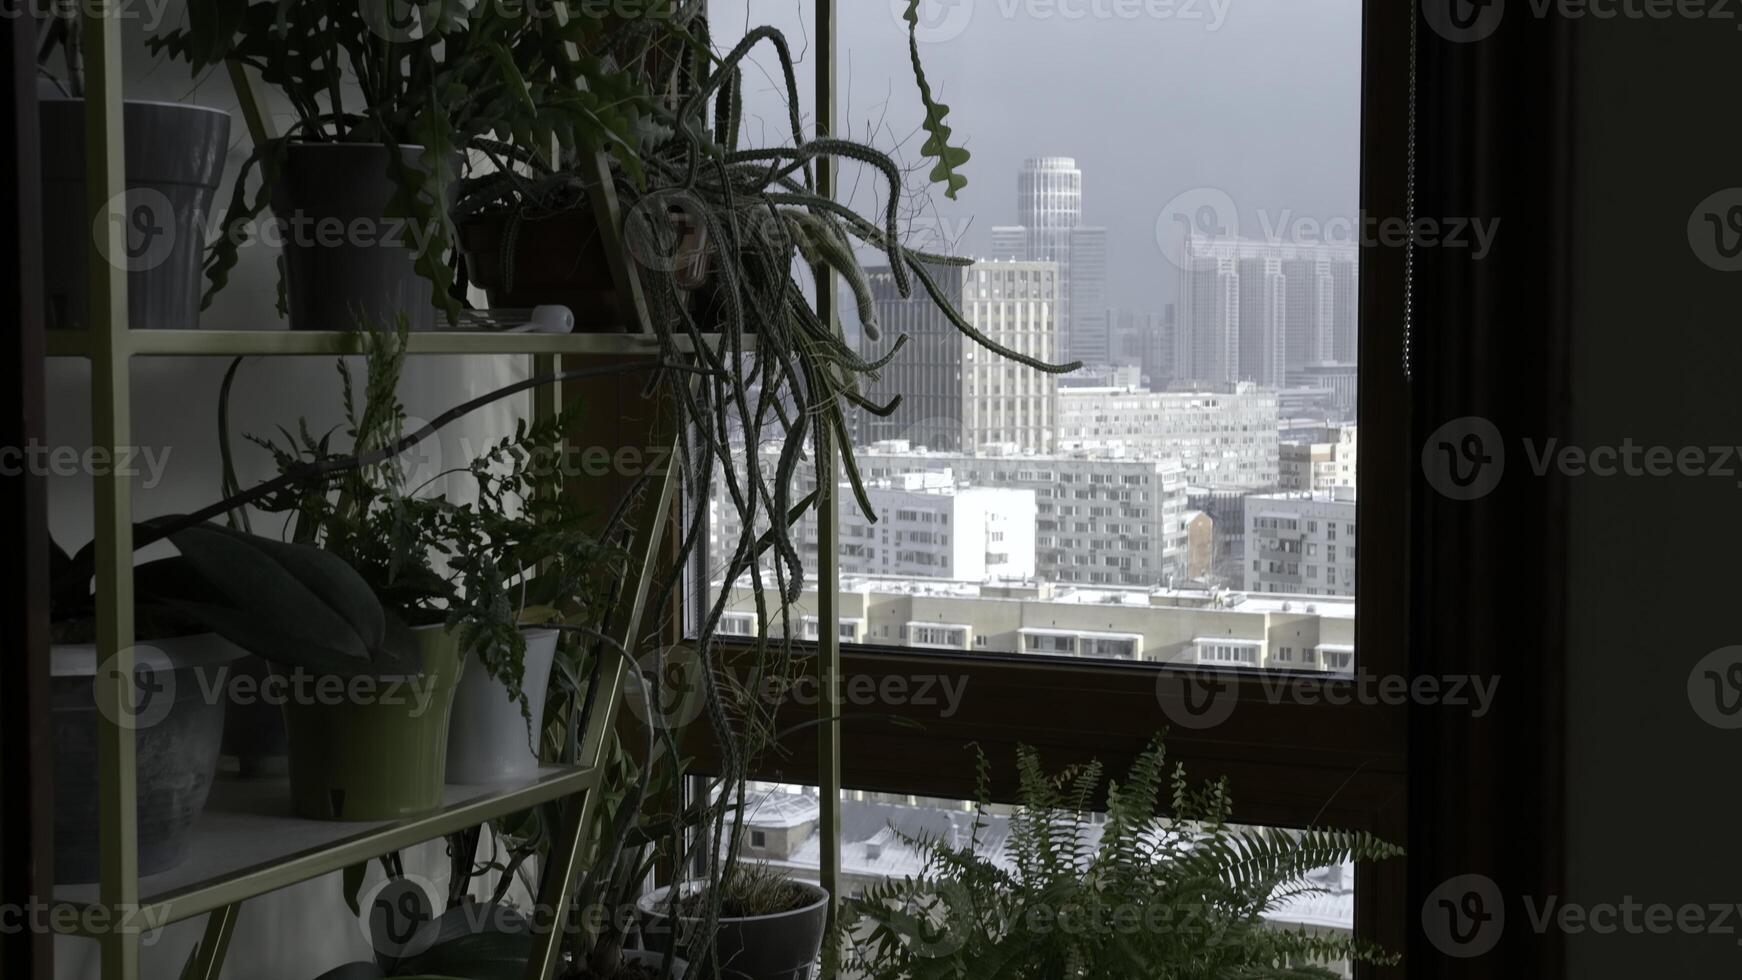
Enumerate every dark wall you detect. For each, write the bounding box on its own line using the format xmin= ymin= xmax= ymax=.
xmin=1564 ymin=11 xmax=1742 ymax=977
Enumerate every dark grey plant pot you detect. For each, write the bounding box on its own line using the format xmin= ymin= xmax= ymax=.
xmin=38 ymin=98 xmax=230 ymax=330
xmin=51 ymin=635 xmax=242 ymax=883
xmin=637 ymin=881 xmax=828 ymax=980
xmin=219 ymin=653 xmax=288 ymax=777
xmin=271 ymin=142 xmax=445 ymax=332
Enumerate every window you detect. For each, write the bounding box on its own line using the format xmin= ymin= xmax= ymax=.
xmin=697 ymin=1 xmax=1404 ymax=969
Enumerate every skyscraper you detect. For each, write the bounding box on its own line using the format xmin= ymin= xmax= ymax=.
xmin=1175 ymin=237 xmax=1357 ymax=388
xmin=991 ymin=158 xmax=1111 ymax=365
xmin=858 ymin=259 xmax=1060 ymax=454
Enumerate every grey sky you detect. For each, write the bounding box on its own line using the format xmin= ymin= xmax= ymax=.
xmin=715 ymin=0 xmax=1361 ymax=312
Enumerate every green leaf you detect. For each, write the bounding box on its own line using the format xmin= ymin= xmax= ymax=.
xmin=162 ymin=523 xmax=383 ymax=675
xmin=901 ymin=0 xmax=971 ymax=199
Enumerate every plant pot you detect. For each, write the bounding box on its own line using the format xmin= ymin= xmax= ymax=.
xmin=456 ymin=208 xmax=629 ymax=331
xmin=576 ymin=948 xmax=690 ymax=980
xmin=445 ymin=627 xmax=559 ymax=784
xmin=456 ymin=204 xmax=710 ymax=332
xmin=279 ymin=625 xmax=461 ymax=820
xmin=637 ymin=881 xmax=829 ymax=980
xmin=271 ymin=142 xmax=447 ymax=332
xmin=39 ymin=98 xmax=230 ymax=330
xmin=50 ymin=633 xmax=243 ymax=883
xmin=220 ymin=653 xmax=289 ymax=777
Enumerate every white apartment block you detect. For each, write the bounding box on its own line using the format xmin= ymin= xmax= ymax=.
xmin=860 ymin=259 xmax=1060 ymax=454
xmin=1244 ymin=488 xmax=1358 ymax=598
xmin=821 ymin=473 xmax=1037 ymax=582
xmin=849 ymin=441 xmax=1189 ymax=588
xmin=722 ymin=578 xmax=1355 ymax=672
xmin=1280 ymin=424 xmax=1358 ymax=492
xmin=1054 ymin=383 xmax=1279 ymax=490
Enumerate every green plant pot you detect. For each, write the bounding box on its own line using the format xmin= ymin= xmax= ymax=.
xmin=280 ymin=626 xmax=461 ymax=821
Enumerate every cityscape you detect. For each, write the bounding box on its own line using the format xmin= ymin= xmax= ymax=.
xmin=718 ymin=155 xmax=1361 ymax=676
xmin=717 ymin=155 xmax=1367 ymax=972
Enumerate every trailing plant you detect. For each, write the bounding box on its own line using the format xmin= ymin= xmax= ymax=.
xmin=841 ymin=738 xmax=1404 ymax=980
xmin=533 ymin=18 xmax=1079 ymax=975
xmin=447 ymin=11 xmax=1065 ymax=972
xmin=34 ymin=0 xmax=85 ymax=96
xmin=148 ymin=0 xmax=663 ymax=321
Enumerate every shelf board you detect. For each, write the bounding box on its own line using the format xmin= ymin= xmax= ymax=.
xmin=52 ymin=765 xmax=600 ymax=933
xmin=44 ymin=329 xmax=707 ymax=358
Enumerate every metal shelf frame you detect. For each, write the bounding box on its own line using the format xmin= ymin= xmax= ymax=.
xmin=55 ymin=1 xmax=845 ymax=978
xmin=58 ymin=7 xmax=685 ymax=980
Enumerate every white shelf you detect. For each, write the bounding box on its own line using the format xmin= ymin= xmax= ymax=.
xmin=53 ymin=765 xmax=600 ymax=933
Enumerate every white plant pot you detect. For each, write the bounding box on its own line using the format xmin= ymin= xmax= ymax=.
xmin=444 ymin=627 xmax=559 ymax=784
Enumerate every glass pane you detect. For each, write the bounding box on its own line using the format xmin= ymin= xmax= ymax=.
xmin=706 ymin=1 xmax=1361 ymax=669
xmin=738 ymin=780 xmax=1365 ymax=978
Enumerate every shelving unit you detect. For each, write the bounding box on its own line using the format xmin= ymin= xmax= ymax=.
xmin=46 ymin=2 xmax=847 ymax=979
xmin=52 ymin=6 xmax=685 ymax=980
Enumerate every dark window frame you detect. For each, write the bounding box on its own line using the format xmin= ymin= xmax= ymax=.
xmin=682 ymin=2 xmax=1417 ymax=976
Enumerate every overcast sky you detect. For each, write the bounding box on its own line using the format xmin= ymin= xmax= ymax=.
xmin=713 ymin=0 xmax=1362 ymax=312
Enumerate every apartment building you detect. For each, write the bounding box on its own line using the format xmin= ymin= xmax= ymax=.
xmin=859 ymin=259 xmax=1060 ymax=454
xmin=1279 ymin=424 xmax=1358 ymax=492
xmin=808 ymin=472 xmax=1038 ymax=582
xmin=1054 ymin=383 xmax=1279 ymax=489
xmin=721 ymin=577 xmax=1355 ymax=672
xmin=850 ymin=441 xmax=1190 ymax=588
xmin=1243 ymin=488 xmax=1358 ymax=598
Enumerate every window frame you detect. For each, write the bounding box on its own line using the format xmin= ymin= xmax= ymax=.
xmin=680 ymin=0 xmax=1414 ymax=974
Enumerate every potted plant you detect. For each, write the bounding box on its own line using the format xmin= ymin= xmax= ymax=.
xmin=546 ymin=13 xmax=1073 ymax=977
xmin=637 ymin=862 xmax=828 ymax=980
xmin=840 ymin=738 xmax=1405 ymax=979
xmin=190 ymin=325 xmax=594 ymax=817
xmin=45 ymin=538 xmax=244 ymax=882
xmin=148 ymin=0 xmax=650 ymax=330
xmin=35 ymin=4 xmax=230 ymax=330
xmin=417 ymin=406 xmax=624 ymax=785
xmin=448 ymin=3 xmax=689 ymax=331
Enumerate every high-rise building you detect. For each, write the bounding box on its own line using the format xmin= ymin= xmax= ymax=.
xmin=1176 ymin=238 xmax=1241 ymax=386
xmin=1236 ymin=251 xmax=1287 ymax=387
xmin=858 ymin=259 xmax=1060 ymax=454
xmin=1067 ymin=225 xmax=1109 ymax=364
xmin=991 ymin=158 xmax=1111 ymax=365
xmin=990 ymin=225 xmax=1027 ymax=260
xmin=1176 ymin=237 xmax=1357 ymax=387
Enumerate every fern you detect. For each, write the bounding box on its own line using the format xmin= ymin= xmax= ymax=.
xmin=841 ymin=737 xmax=1404 ymax=980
